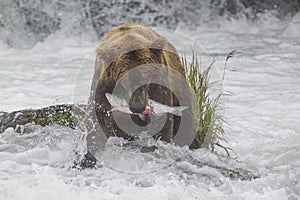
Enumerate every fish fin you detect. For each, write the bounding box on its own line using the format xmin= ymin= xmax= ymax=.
xmin=105 ymin=93 xmax=114 ymax=105
xmin=170 ymin=106 xmax=189 ymax=116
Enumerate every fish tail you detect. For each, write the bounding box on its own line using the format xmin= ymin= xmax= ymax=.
xmin=171 ymin=106 xmax=188 ymax=116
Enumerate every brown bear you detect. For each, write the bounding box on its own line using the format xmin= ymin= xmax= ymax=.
xmin=80 ymin=23 xmax=201 ymax=168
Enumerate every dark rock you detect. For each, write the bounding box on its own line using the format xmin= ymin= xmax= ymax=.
xmin=140 ymin=145 xmax=158 ymax=153
xmin=88 ymin=0 xmax=179 ymax=39
xmin=0 ymin=104 xmax=87 ymax=133
xmin=73 ymin=151 xmax=97 ymax=170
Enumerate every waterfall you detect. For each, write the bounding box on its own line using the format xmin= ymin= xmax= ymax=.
xmin=0 ymin=0 xmax=299 ymax=48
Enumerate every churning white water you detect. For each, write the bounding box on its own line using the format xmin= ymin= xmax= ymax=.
xmin=0 ymin=13 xmax=300 ymax=200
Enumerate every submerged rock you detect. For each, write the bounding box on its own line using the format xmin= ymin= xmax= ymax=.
xmin=0 ymin=104 xmax=83 ymax=133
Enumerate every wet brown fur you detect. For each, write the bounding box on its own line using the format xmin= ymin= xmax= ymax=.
xmin=87 ymin=23 xmax=200 ymax=154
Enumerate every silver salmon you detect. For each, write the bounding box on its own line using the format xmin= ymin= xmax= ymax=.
xmin=105 ymin=93 xmax=188 ymax=116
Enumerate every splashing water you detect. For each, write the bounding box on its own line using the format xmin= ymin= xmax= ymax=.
xmin=0 ymin=1 xmax=300 ymax=199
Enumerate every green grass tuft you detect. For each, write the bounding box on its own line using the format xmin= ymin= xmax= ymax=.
xmin=182 ymin=53 xmax=231 ymax=155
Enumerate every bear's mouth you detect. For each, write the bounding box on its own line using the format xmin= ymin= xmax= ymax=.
xmin=130 ymin=105 xmax=153 ymax=121
xmin=135 ymin=113 xmax=147 ymax=121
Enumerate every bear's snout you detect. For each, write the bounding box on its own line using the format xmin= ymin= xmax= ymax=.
xmin=129 ymin=106 xmax=146 ymax=114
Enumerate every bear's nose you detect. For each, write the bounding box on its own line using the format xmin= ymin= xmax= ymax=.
xmin=129 ymin=106 xmax=146 ymax=114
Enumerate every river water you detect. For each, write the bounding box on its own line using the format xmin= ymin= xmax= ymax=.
xmin=0 ymin=3 xmax=300 ymax=199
